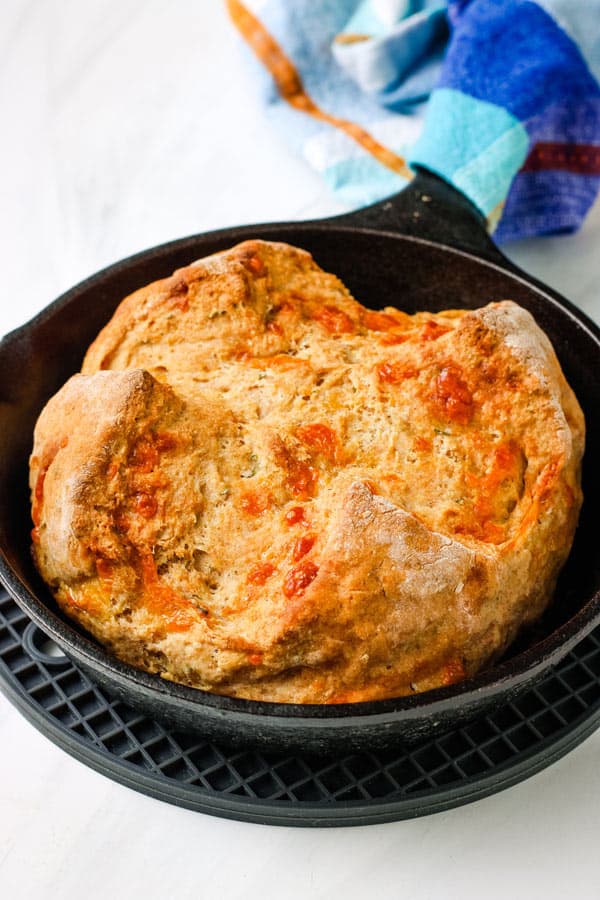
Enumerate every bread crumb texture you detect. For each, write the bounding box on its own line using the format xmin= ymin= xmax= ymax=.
xmin=29 ymin=240 xmax=585 ymax=702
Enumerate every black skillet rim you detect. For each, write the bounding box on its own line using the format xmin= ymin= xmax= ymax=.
xmin=1 ymin=219 xmax=600 ymax=734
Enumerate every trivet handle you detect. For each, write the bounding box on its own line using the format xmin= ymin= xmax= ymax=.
xmin=22 ymin=621 xmax=70 ymax=667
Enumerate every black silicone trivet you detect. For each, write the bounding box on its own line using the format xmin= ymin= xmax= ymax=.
xmin=1 ymin=587 xmax=599 ymax=827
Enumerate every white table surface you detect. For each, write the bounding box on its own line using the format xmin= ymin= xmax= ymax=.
xmin=1 ymin=3 xmax=599 ymax=898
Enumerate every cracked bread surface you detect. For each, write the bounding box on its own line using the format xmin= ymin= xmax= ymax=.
xmin=30 ymin=239 xmax=584 ymax=703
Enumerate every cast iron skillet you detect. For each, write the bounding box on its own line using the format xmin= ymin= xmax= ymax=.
xmin=1 ymin=170 xmax=599 ymax=752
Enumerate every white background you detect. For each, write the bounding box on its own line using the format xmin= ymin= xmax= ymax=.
xmin=1 ymin=2 xmax=599 ymax=898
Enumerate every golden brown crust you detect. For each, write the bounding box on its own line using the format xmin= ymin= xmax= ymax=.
xmin=30 ymin=240 xmax=585 ymax=703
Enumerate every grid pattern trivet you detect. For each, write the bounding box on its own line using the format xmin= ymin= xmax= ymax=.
xmin=1 ymin=587 xmax=599 ymax=826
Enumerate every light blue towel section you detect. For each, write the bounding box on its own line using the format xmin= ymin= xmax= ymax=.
xmin=233 ymin=0 xmax=600 ymax=242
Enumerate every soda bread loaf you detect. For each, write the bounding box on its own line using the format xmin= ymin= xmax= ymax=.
xmin=29 ymin=240 xmax=585 ymax=703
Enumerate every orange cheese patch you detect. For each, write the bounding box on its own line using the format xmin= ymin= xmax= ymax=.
xmin=272 ymin=437 xmax=319 ymax=500
xmin=134 ymin=492 xmax=158 ymax=518
xmin=247 ymin=562 xmax=276 ymax=585
xmin=377 ymin=361 xmax=419 ymax=384
xmin=309 ymin=305 xmax=355 ymax=334
xmin=433 ymin=364 xmax=474 ymax=425
xmin=457 ymin=440 xmax=524 ymax=544
xmin=240 ymin=490 xmax=273 ymax=516
xmin=285 ymin=506 xmax=309 ymax=527
xmin=292 ymin=534 xmax=316 ymax=562
xmin=420 ymin=320 xmax=450 ymax=342
xmin=362 ymin=309 xmax=408 ymax=332
xmin=295 ymin=423 xmax=339 ymax=463
xmin=283 ymin=559 xmax=319 ymax=598
xmin=140 ymin=554 xmax=198 ymax=632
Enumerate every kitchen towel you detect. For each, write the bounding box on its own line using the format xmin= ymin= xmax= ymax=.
xmin=227 ymin=0 xmax=600 ymax=242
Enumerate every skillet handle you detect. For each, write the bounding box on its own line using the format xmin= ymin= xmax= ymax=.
xmin=332 ymin=168 xmax=507 ymax=266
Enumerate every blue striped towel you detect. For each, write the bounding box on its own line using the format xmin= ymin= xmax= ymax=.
xmin=227 ymin=0 xmax=600 ymax=243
